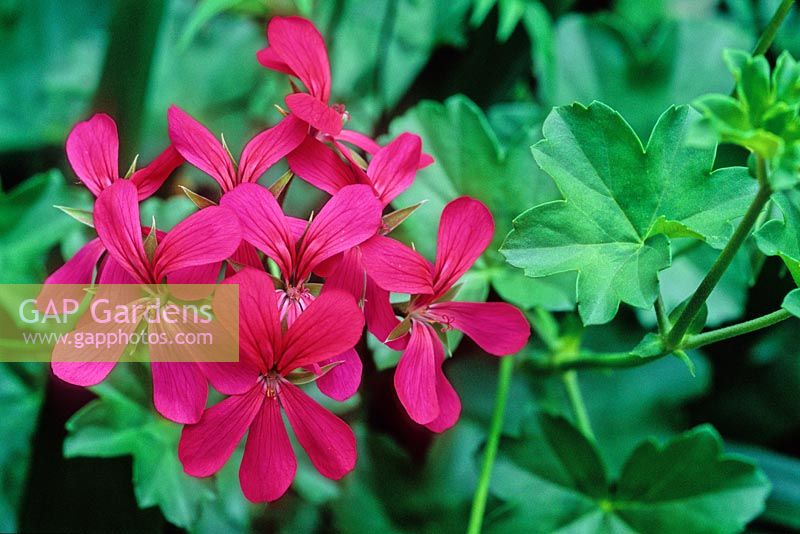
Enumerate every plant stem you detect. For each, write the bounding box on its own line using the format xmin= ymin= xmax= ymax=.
xmin=683 ymin=309 xmax=792 ymax=349
xmin=467 ymin=356 xmax=515 ymax=534
xmin=561 ymin=370 xmax=594 ymax=439
xmin=655 ymin=294 xmax=669 ymax=335
xmin=753 ymin=0 xmax=796 ymax=56
xmin=94 ymin=0 xmax=167 ymax=161
xmin=666 ymin=165 xmax=771 ymax=349
xmin=530 ymin=308 xmax=793 ymax=373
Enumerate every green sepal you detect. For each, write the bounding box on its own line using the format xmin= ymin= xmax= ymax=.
xmin=179 ymin=185 xmax=217 ymax=209
xmin=54 ymin=205 xmax=94 ymax=228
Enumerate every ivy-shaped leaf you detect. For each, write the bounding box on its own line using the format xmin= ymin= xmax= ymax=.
xmin=548 ymin=14 xmax=752 ymax=137
xmin=389 ymin=95 xmax=576 ymax=313
xmin=64 ymin=365 xmax=215 ymax=529
xmin=694 ymin=50 xmax=800 ymax=190
xmin=0 ymin=170 xmax=89 ymax=284
xmin=755 ymin=189 xmax=800 ymax=282
xmin=488 ymin=414 xmax=770 ymax=533
xmin=0 ymin=363 xmax=47 ymax=532
xmin=501 ymin=102 xmax=756 ymax=325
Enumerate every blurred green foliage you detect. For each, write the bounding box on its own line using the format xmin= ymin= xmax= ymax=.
xmin=1 ymin=0 xmax=800 ymax=532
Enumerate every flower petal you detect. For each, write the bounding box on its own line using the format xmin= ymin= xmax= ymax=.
xmin=44 ymin=238 xmax=105 ymax=285
xmin=295 ymin=184 xmax=381 ymax=280
xmin=266 ymin=16 xmax=331 ymax=101
xmin=335 ymin=129 xmax=381 ymax=155
xmin=283 ymin=93 xmax=344 ymax=136
xmin=433 ymin=197 xmax=494 ymax=295
xmin=359 ymin=235 xmax=434 ymax=294
xmin=367 ymin=133 xmax=421 ymax=204
xmin=323 ymin=247 xmax=365 ymax=302
xmin=256 ymin=46 xmax=294 ymax=76
xmin=280 ymin=381 xmax=356 ymax=479
xmin=51 ymin=360 xmax=117 ymax=388
xmin=394 ymin=323 xmax=439 ymax=425
xmin=285 ymin=93 xmax=343 ymax=136
xmin=364 ymin=277 xmax=408 ymax=350
xmin=238 ymin=114 xmax=307 ymax=184
xmin=287 ymin=137 xmax=358 ymax=195
xmin=221 ymin=183 xmax=296 ymax=277
xmin=131 ymin=145 xmax=184 ymax=200
xmin=151 ymin=362 xmax=208 ymax=424
xmin=336 ymin=129 xmax=433 ymax=169
xmin=51 ymin=286 xmax=142 ymax=386
xmin=426 ymin=301 xmax=530 ymax=356
xmin=223 ymin=268 xmax=282 ymax=372
xmin=424 ymin=348 xmax=461 ymax=432
xmin=94 ymin=180 xmax=150 ymax=283
xmin=239 ymin=395 xmax=297 ymax=502
xmin=278 ymin=289 xmax=364 ymax=373
xmin=96 ymin=256 xmax=140 ymax=284
xmin=179 ymin=386 xmax=263 ymax=477
xmin=315 ymin=348 xmax=362 ymax=401
xmin=167 ymin=105 xmax=236 ymax=191
xmin=167 ymin=262 xmax=222 ymax=285
xmin=153 ymin=206 xmax=241 ymax=281
xmin=65 ymin=113 xmax=119 ymax=196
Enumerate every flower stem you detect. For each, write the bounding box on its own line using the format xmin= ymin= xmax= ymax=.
xmin=561 ymin=370 xmax=594 ymax=439
xmin=666 ymin=162 xmax=771 ymax=349
xmin=683 ymin=309 xmax=792 ymax=349
xmin=467 ymin=355 xmax=515 ymax=534
xmin=529 ymin=308 xmax=793 ymax=373
xmin=753 ymin=0 xmax=796 ymax=56
xmin=94 ymin=0 xmax=167 ymax=160
xmin=655 ymin=294 xmax=669 ymax=335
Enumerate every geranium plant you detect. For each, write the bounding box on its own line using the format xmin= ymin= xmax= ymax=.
xmin=5 ymin=1 xmax=800 ymax=532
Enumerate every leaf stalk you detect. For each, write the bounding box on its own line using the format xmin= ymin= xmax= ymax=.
xmin=467 ymin=355 xmax=515 ymax=534
xmin=665 ymin=157 xmax=772 ymax=350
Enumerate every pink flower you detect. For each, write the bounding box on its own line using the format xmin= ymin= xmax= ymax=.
xmin=286 ymin=132 xmax=426 ymax=346
xmin=361 ymin=197 xmax=530 ymax=431
xmin=221 ymin=183 xmax=382 ymax=400
xmin=51 ymin=180 xmax=242 ymax=424
xmin=258 ymin=16 xmax=432 ymax=170
xmin=288 ymin=131 xmax=423 ymax=206
xmin=179 ymin=268 xmax=362 ymax=502
xmin=45 ymin=114 xmax=184 ymax=286
xmin=257 ymin=16 xmax=344 ymax=136
xmin=167 ymin=105 xmax=306 ymax=194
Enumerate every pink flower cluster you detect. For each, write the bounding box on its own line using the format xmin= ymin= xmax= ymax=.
xmin=48 ymin=17 xmax=530 ymax=502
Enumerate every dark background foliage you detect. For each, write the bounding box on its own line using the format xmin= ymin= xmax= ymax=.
xmin=1 ymin=0 xmax=799 ymax=532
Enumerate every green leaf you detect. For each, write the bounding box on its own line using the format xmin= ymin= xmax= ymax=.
xmin=0 ymin=171 xmax=89 ymax=283
xmin=754 ymin=189 xmax=800 ymax=282
xmin=0 ymin=363 xmax=47 ymax=532
xmin=567 ymin=339 xmax=712 ymax=471
xmin=0 ymin=1 xmax=111 ymax=151
xmin=728 ymin=443 xmax=800 ymax=530
xmin=694 ymin=50 xmax=800 ymax=190
xmin=637 ymin=241 xmax=752 ymax=328
xmin=613 ymin=426 xmax=769 ymax=533
xmin=320 ymin=0 xmax=472 ymax=130
xmin=502 ymin=103 xmax=756 ymax=324
xmin=548 ymin=14 xmax=753 ymax=137
xmin=64 ymin=365 xmax=215 ymax=529
xmin=332 ymin=422 xmax=483 ymax=533
xmin=389 ymin=95 xmax=574 ymax=312
xmin=539 ymin=413 xmax=608 ymax=496
xmin=489 ymin=418 xmax=770 ymax=533
xmin=178 ymin=0 xmax=266 ymax=50
xmin=782 ymin=288 xmax=800 ymax=317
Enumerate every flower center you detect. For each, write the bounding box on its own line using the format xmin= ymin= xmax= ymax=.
xmin=259 ymin=372 xmax=281 ymax=398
